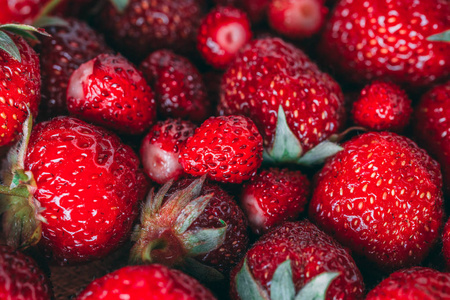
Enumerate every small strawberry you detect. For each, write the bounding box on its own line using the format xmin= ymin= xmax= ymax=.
xmin=0 ymin=245 xmax=52 ymax=300
xmin=36 ymin=18 xmax=112 ymax=120
xmin=309 ymin=131 xmax=444 ymax=271
xmin=351 ymin=81 xmax=412 ymax=132
xmin=268 ymin=0 xmax=328 ymax=39
xmin=140 ymin=119 xmax=196 ymax=184
xmin=319 ymin=0 xmax=450 ymax=89
xmin=213 ymin=0 xmax=270 ymax=24
xmin=179 ymin=115 xmax=263 ymax=184
xmin=139 ymin=50 xmax=210 ymax=123
xmin=414 ymin=81 xmax=450 ymax=195
xmin=240 ymin=168 xmax=310 ymax=234
xmin=130 ymin=176 xmax=249 ymax=279
xmin=197 ymin=6 xmax=252 ymax=69
xmin=0 ymin=116 xmax=148 ymax=264
xmin=365 ymin=267 xmax=450 ymax=300
xmin=230 ymin=221 xmax=365 ymax=299
xmin=76 ymin=264 xmax=216 ymax=300
xmin=67 ymin=53 xmax=156 ymax=135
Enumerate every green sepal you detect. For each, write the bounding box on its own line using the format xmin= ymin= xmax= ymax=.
xmin=0 ymin=31 xmax=21 ymax=62
xmin=181 ymin=257 xmax=225 ymax=282
xmin=427 ymin=29 xmax=450 ymax=42
xmin=270 ymin=260 xmax=295 ymax=300
xmin=141 ymin=179 xmax=173 ymax=221
xmin=109 ymin=0 xmax=130 ymax=13
xmin=297 ymin=140 xmax=343 ymax=167
xmin=294 ymin=272 xmax=340 ymax=300
xmin=180 ymin=220 xmax=227 ymax=256
xmin=174 ymin=193 xmax=214 ymax=234
xmin=33 ymin=16 xmax=70 ymax=28
xmin=236 ymin=258 xmax=270 ymax=300
xmin=33 ymin=0 xmax=64 ymax=21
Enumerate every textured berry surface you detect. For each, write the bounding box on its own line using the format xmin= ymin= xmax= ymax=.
xmin=443 ymin=219 xmax=450 ymax=269
xmin=0 ymin=0 xmax=46 ymax=24
xmin=25 ymin=117 xmax=148 ymax=264
xmin=309 ymin=131 xmax=444 ymax=270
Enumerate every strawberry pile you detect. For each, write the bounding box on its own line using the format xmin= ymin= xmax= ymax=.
xmin=0 ymin=0 xmax=449 ymax=299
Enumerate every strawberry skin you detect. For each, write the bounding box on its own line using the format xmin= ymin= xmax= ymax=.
xmin=230 ymin=221 xmax=365 ymax=300
xmin=179 ymin=115 xmax=263 ymax=183
xmin=309 ymin=131 xmax=444 ymax=270
xmin=319 ymin=0 xmax=450 ymax=89
xmin=67 ymin=54 xmax=156 ymax=135
xmin=76 ymin=264 xmax=216 ymax=300
xmin=366 ymin=267 xmax=450 ymax=300
xmin=0 ymin=0 xmax=45 ymax=24
xmin=443 ymin=218 xmax=450 ymax=269
xmin=24 ymin=116 xmax=148 ymax=264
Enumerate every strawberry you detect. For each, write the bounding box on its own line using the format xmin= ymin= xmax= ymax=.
xmin=230 ymin=221 xmax=365 ymax=299
xmin=219 ymin=37 xmax=346 ymax=164
xmin=140 ymin=119 xmax=196 ymax=184
xmin=240 ymin=168 xmax=310 ymax=234
xmin=0 ymin=116 xmax=148 ymax=264
xmin=97 ymin=0 xmax=203 ymax=61
xmin=443 ymin=218 xmax=450 ymax=269
xmin=414 ymin=81 xmax=450 ymax=195
xmin=130 ymin=176 xmax=249 ymax=279
xmin=76 ymin=264 xmax=216 ymax=300
xmin=197 ymin=6 xmax=252 ymax=69
xmin=365 ymin=267 xmax=450 ymax=300
xmin=66 ymin=53 xmax=157 ymax=135
xmin=179 ymin=115 xmax=263 ymax=184
xmin=268 ymin=0 xmax=328 ymax=39
xmin=213 ymin=0 xmax=270 ymax=24
xmin=309 ymin=131 xmax=444 ymax=271
xmin=0 ymin=245 xmax=52 ymax=300
xmin=0 ymin=0 xmax=46 ymax=24
xmin=319 ymin=0 xmax=450 ymax=89
xmin=351 ymin=81 xmax=412 ymax=132
xmin=139 ymin=50 xmax=210 ymax=123
xmin=36 ymin=18 xmax=111 ymax=120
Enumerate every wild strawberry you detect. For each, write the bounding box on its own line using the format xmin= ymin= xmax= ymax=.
xmin=268 ymin=0 xmax=328 ymax=39
xmin=179 ymin=115 xmax=263 ymax=184
xmin=0 ymin=245 xmax=52 ymax=300
xmin=365 ymin=267 xmax=450 ymax=300
xmin=139 ymin=50 xmax=210 ymax=123
xmin=219 ymin=38 xmax=345 ymax=165
xmin=197 ymin=6 xmax=252 ymax=69
xmin=67 ymin=53 xmax=156 ymax=135
xmin=140 ymin=119 xmax=196 ymax=184
xmin=76 ymin=264 xmax=216 ymax=300
xmin=240 ymin=168 xmax=310 ymax=234
xmin=319 ymin=0 xmax=450 ymax=89
xmin=130 ymin=176 xmax=249 ymax=279
xmin=36 ymin=18 xmax=111 ymax=120
xmin=230 ymin=221 xmax=365 ymax=299
xmin=414 ymin=81 xmax=450 ymax=195
xmin=351 ymin=81 xmax=412 ymax=132
xmin=0 ymin=116 xmax=148 ymax=264
xmin=309 ymin=131 xmax=444 ymax=271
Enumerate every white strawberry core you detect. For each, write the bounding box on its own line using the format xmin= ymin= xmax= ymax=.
xmin=241 ymin=194 xmax=267 ymax=233
xmin=67 ymin=59 xmax=95 ymax=101
xmin=216 ymin=22 xmax=248 ymax=54
xmin=141 ymin=142 xmax=183 ymax=184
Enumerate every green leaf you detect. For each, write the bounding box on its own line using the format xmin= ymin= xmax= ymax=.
xmin=0 ymin=31 xmax=21 ymax=62
xmin=236 ymin=259 xmax=269 ymax=300
xmin=181 ymin=257 xmax=225 ymax=282
xmin=294 ymin=272 xmax=340 ymax=300
xmin=0 ymin=24 xmax=50 ymax=39
xmin=174 ymin=193 xmax=213 ymax=234
xmin=33 ymin=0 xmax=63 ymax=21
xmin=427 ymin=29 xmax=450 ymax=42
xmin=270 ymin=260 xmax=295 ymax=300
xmin=180 ymin=220 xmax=227 ymax=256
xmin=110 ymin=0 xmax=129 ymax=13
xmin=33 ymin=16 xmax=70 ymax=28
xmin=297 ymin=140 xmax=343 ymax=166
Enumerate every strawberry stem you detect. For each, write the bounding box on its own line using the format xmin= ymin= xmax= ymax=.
xmin=34 ymin=0 xmax=63 ymax=22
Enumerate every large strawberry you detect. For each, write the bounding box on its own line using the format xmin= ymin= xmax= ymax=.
xmin=219 ymin=37 xmax=346 ymax=165
xmin=309 ymin=131 xmax=444 ymax=271
xmin=230 ymin=221 xmax=365 ymax=299
xmin=76 ymin=264 xmax=216 ymax=300
xmin=0 ymin=116 xmax=148 ymax=264
xmin=319 ymin=0 xmax=450 ymax=89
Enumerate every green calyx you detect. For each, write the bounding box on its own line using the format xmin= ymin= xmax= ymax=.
xmin=427 ymin=29 xmax=450 ymax=42
xmin=236 ymin=259 xmax=340 ymax=300
xmin=109 ymin=0 xmax=130 ymax=13
xmin=130 ymin=176 xmax=227 ymax=281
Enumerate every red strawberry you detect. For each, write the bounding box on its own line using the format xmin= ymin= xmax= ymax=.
xmin=240 ymin=168 xmax=310 ymax=234
xmin=365 ymin=267 xmax=450 ymax=300
xmin=179 ymin=115 xmax=263 ymax=184
xmin=309 ymin=131 xmax=444 ymax=270
xmin=67 ymin=53 xmax=156 ymax=135
xmin=319 ymin=0 xmax=450 ymax=89
xmin=0 ymin=0 xmax=46 ymax=24
xmin=139 ymin=50 xmax=210 ymax=123
xmin=140 ymin=119 xmax=196 ymax=184
xmin=0 ymin=116 xmax=148 ymax=264
xmin=36 ymin=18 xmax=112 ymax=120
xmin=213 ymin=0 xmax=270 ymax=24
xmin=414 ymin=81 xmax=450 ymax=195
xmin=76 ymin=264 xmax=216 ymax=300
xmin=130 ymin=176 xmax=249 ymax=278
xmin=443 ymin=218 xmax=450 ymax=268
xmin=230 ymin=221 xmax=365 ymax=299
xmin=197 ymin=6 xmax=252 ymax=69
xmin=351 ymin=81 xmax=412 ymax=132
xmin=97 ymin=0 xmax=203 ymax=61
xmin=0 ymin=245 xmax=52 ymax=300
xmin=268 ymin=0 xmax=328 ymax=39
xmin=219 ymin=37 xmax=346 ymax=164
